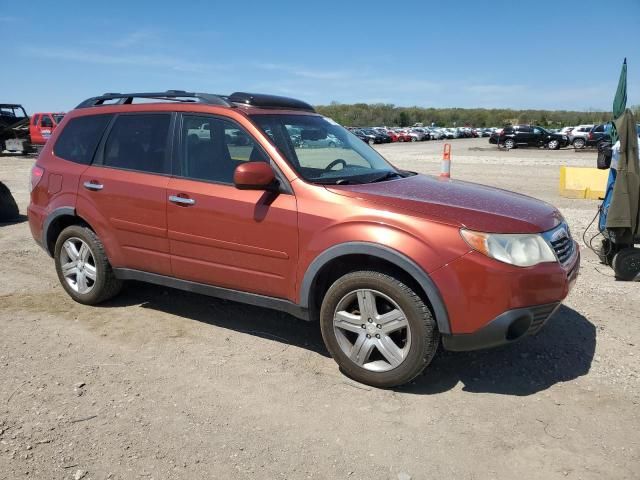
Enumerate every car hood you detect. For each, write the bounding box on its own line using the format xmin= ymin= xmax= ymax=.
xmin=326 ymin=174 xmax=563 ymax=234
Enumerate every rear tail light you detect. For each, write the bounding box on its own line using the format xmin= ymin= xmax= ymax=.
xmin=30 ymin=165 xmax=44 ymax=192
xmin=588 ymin=132 xmax=594 ymax=140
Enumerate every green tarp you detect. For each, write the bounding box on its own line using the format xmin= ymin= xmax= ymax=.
xmin=611 ymin=58 xmax=627 ymax=145
xmin=605 ymin=109 xmax=640 ymax=241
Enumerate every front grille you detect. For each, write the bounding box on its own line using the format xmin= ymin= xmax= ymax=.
xmin=544 ymin=223 xmax=575 ymax=266
xmin=527 ymin=303 xmax=560 ymax=335
xmin=551 ymin=235 xmax=574 ymax=264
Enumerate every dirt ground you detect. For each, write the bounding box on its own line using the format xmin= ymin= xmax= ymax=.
xmin=1 ymin=138 xmax=638 ymax=480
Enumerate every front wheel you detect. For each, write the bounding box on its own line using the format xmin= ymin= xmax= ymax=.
xmin=547 ymin=139 xmax=560 ymax=150
xmin=320 ymin=271 xmax=439 ymax=388
xmin=503 ymin=138 xmax=515 ymax=149
xmin=573 ymin=138 xmax=586 ymax=149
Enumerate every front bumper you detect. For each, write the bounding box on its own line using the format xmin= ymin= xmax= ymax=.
xmin=432 ymin=241 xmax=580 ymax=350
xmin=441 ymin=302 xmax=561 ymax=351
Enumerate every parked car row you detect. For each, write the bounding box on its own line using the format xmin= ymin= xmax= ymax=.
xmin=346 ymin=126 xmax=498 ymax=145
xmin=549 ymin=123 xmax=612 ymax=149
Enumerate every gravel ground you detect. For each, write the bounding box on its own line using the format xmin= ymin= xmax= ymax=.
xmin=0 ymin=138 xmax=638 ymax=480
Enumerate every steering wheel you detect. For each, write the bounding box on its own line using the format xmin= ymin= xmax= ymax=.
xmin=325 ymin=159 xmax=347 ymax=171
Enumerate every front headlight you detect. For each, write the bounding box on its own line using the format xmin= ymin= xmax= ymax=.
xmin=460 ymin=229 xmax=557 ymax=267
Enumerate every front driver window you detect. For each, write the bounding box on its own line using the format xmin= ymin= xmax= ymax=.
xmin=180 ymin=115 xmax=268 ymax=184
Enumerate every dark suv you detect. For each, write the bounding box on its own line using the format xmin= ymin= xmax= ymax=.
xmin=490 ymin=125 xmax=570 ymax=150
xmin=586 ymin=123 xmax=612 ymax=148
xmin=28 ymin=90 xmax=579 ymax=388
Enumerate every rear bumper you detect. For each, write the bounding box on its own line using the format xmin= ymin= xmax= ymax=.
xmin=27 ymin=204 xmax=46 ymax=250
xmin=441 ymin=302 xmax=561 ymax=351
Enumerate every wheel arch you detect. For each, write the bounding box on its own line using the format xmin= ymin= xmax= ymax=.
xmin=300 ymin=242 xmax=451 ymax=334
xmin=42 ymin=207 xmax=95 ymax=257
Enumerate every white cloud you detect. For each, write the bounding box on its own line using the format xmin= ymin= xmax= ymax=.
xmin=21 ymin=46 xmax=216 ymax=73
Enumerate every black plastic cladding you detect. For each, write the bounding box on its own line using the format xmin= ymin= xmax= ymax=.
xmin=75 ymin=90 xmax=316 ymax=112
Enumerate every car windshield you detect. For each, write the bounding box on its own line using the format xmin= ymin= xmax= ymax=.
xmin=0 ymin=106 xmax=27 ymax=121
xmin=250 ymin=114 xmax=403 ymax=184
xmin=53 ymin=114 xmax=65 ymax=124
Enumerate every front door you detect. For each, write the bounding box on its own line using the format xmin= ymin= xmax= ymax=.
xmin=531 ymin=127 xmax=545 ymax=147
xmin=76 ymin=113 xmax=173 ymax=275
xmin=39 ymin=115 xmax=55 ymax=143
xmin=167 ymin=114 xmax=298 ymax=301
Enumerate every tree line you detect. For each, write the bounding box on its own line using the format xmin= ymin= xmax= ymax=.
xmin=315 ymin=102 xmax=640 ymax=128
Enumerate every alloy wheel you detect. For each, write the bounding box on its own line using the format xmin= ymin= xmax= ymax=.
xmin=60 ymin=237 xmax=97 ymax=294
xmin=333 ymin=289 xmax=411 ymax=372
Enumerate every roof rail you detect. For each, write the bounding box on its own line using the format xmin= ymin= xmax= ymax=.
xmin=75 ymin=90 xmax=231 ymax=109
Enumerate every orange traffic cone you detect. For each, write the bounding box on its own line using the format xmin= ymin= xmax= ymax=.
xmin=440 ymin=143 xmax=451 ymax=178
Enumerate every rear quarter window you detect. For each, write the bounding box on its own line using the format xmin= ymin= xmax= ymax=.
xmin=54 ymin=115 xmax=112 ymax=165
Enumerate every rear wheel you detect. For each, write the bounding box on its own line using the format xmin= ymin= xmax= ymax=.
xmin=573 ymin=138 xmax=586 ymax=149
xmin=54 ymin=225 xmax=122 ymax=304
xmin=320 ymin=271 xmax=439 ymax=388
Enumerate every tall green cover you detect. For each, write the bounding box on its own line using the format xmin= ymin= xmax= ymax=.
xmin=611 ymin=58 xmax=627 ymax=144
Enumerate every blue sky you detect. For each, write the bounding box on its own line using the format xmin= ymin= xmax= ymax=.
xmin=1 ymin=0 xmax=639 ymax=113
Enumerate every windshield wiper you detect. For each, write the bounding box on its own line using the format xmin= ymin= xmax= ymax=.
xmin=312 ymin=178 xmax=354 ymax=185
xmin=368 ymin=171 xmax=404 ymax=183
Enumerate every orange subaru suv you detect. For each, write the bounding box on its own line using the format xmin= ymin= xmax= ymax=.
xmin=28 ymin=91 xmax=579 ymax=387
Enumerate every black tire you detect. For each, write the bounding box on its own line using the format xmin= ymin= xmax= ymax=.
xmin=504 ymin=138 xmax=515 ymax=150
xmin=319 ymin=271 xmax=439 ymax=388
xmin=54 ymin=225 xmax=123 ymax=304
xmin=598 ymin=238 xmax=617 ymax=266
xmin=612 ymin=247 xmax=640 ymax=281
xmin=547 ymin=139 xmax=560 ymax=150
xmin=0 ymin=181 xmax=20 ymax=222
xmin=573 ymin=138 xmax=586 ymax=149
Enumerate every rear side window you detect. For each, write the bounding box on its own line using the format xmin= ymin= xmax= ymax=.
xmin=32 ymin=114 xmax=40 ymax=126
xmin=103 ymin=114 xmax=171 ymax=174
xmin=54 ymin=114 xmax=112 ymax=165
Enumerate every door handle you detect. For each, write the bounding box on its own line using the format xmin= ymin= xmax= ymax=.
xmin=169 ymin=195 xmax=196 ymax=206
xmin=83 ymin=181 xmax=103 ymax=191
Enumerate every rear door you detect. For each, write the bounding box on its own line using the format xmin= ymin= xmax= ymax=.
xmin=166 ymin=114 xmax=298 ymax=300
xmin=516 ymin=126 xmax=533 ymax=145
xmin=76 ymin=113 xmax=173 ymax=275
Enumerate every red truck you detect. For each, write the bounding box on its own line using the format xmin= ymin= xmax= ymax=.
xmin=29 ymin=112 xmax=65 ymax=151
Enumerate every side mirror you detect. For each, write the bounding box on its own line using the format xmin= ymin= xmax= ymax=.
xmin=234 ymin=162 xmax=277 ymax=191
